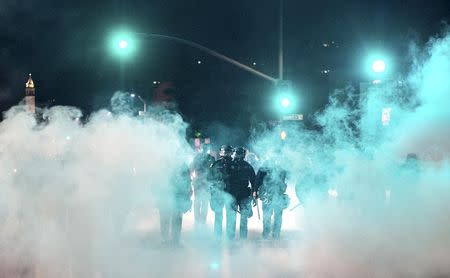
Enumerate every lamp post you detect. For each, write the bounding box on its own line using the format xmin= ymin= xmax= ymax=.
xmin=110 ymin=31 xmax=276 ymax=83
xmin=130 ymin=93 xmax=147 ymax=115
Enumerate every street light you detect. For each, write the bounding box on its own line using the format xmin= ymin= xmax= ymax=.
xmin=108 ymin=30 xmax=276 ymax=82
xmin=118 ymin=40 xmax=129 ymax=49
xmin=109 ymin=30 xmax=136 ymax=58
xmin=372 ymin=59 xmax=386 ymax=73
xmin=274 ymin=80 xmax=297 ymax=114
xmin=281 ymin=98 xmax=290 ymax=108
xmin=130 ymin=92 xmax=147 ymax=115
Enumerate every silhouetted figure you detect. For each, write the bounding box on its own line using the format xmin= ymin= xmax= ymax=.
xmin=255 ymin=163 xmax=289 ymax=239
xmin=227 ymin=147 xmax=256 ymax=240
xmin=208 ymin=145 xmax=233 ymax=238
xmin=190 ymin=149 xmax=215 ymax=227
xmin=159 ymin=166 xmax=192 ymax=245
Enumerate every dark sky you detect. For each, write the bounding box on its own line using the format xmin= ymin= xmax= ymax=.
xmin=1 ymin=0 xmax=449 ymax=133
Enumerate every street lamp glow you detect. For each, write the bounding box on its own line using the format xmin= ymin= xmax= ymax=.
xmin=109 ymin=30 xmax=136 ymax=58
xmin=118 ymin=39 xmax=129 ymax=49
xmin=130 ymin=93 xmax=136 ymax=98
xmin=372 ymin=60 xmax=386 ymax=73
xmin=281 ymin=98 xmax=290 ymax=108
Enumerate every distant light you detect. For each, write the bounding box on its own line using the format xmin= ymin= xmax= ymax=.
xmin=323 ymin=43 xmax=329 ymax=47
xmin=118 ymin=40 xmax=128 ymax=49
xmin=197 ymin=60 xmax=202 ymax=64
xmin=328 ymin=189 xmax=338 ymax=198
xmin=281 ymin=98 xmax=290 ymax=108
xmin=153 ymin=81 xmax=158 ymax=85
xmin=130 ymin=93 xmax=136 ymax=98
xmin=385 ymin=189 xmax=391 ymax=201
xmin=252 ymin=62 xmax=257 ymax=66
xmin=372 ymin=79 xmax=382 ymax=85
xmin=280 ymin=130 xmax=287 ymax=140
xmin=209 ymin=262 xmax=220 ymax=271
xmin=75 ymin=117 xmax=80 ymax=121
xmin=13 ymin=168 xmax=17 ymax=173
xmin=381 ymin=107 xmax=392 ymax=126
xmin=372 ymin=60 xmax=386 ymax=73
xmin=66 ymin=136 xmax=71 ymax=140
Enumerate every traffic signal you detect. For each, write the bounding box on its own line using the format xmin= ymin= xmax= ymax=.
xmin=274 ymin=80 xmax=297 ymax=114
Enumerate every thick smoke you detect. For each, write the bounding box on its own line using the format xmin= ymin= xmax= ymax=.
xmin=249 ymin=31 xmax=450 ymax=277
xmin=1 ymin=32 xmax=450 ymax=277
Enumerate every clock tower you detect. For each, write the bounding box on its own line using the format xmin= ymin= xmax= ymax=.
xmin=25 ymin=73 xmax=35 ymax=114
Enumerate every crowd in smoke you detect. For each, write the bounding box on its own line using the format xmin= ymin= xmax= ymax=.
xmin=1 ymin=31 xmax=450 ymax=277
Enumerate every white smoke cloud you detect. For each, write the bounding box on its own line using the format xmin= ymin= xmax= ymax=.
xmin=248 ymin=31 xmax=450 ymax=278
xmin=1 ymin=31 xmax=450 ymax=278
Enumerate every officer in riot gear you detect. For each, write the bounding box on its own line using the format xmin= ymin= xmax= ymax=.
xmin=158 ymin=166 xmax=192 ymax=245
xmin=227 ymin=147 xmax=256 ymax=240
xmin=208 ymin=145 xmax=233 ymax=237
xmin=190 ymin=148 xmax=215 ymax=227
xmin=255 ymin=161 xmax=289 ymax=239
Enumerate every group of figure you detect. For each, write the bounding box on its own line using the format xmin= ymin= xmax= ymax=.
xmin=159 ymin=145 xmax=290 ymax=245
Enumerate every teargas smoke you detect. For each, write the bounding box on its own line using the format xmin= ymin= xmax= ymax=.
xmin=249 ymin=31 xmax=450 ymax=277
xmin=0 ymin=32 xmax=450 ymax=277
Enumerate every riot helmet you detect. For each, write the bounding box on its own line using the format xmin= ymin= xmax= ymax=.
xmin=219 ymin=145 xmax=233 ymax=157
xmin=233 ymin=147 xmax=247 ymax=160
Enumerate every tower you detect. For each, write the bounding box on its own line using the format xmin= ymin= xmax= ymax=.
xmin=25 ymin=73 xmax=35 ymax=114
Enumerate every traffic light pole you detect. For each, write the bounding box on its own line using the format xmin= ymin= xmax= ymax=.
xmin=279 ymin=0 xmax=284 ymax=81
xmin=135 ymin=33 xmax=277 ymax=83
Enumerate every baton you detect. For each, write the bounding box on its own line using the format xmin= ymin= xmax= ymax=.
xmin=256 ymin=199 xmax=261 ymax=220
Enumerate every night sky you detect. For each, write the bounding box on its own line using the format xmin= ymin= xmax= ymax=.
xmin=1 ymin=0 xmax=449 ymax=134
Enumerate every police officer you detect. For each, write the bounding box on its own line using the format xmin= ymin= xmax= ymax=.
xmin=208 ymin=145 xmax=233 ymax=237
xmin=159 ymin=166 xmax=192 ymax=245
xmin=190 ymin=148 xmax=215 ymax=227
xmin=255 ymin=161 xmax=289 ymax=239
xmin=227 ymin=147 xmax=256 ymax=240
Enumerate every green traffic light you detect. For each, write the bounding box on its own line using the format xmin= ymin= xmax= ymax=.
xmin=274 ymin=80 xmax=297 ymax=114
xmin=372 ymin=59 xmax=386 ymax=73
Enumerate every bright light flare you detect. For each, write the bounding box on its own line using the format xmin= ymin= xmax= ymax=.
xmin=281 ymin=98 xmax=290 ymax=108
xmin=328 ymin=188 xmax=338 ymax=198
xmin=108 ymin=30 xmax=136 ymax=58
xmin=118 ymin=39 xmax=129 ymax=49
xmin=372 ymin=60 xmax=386 ymax=73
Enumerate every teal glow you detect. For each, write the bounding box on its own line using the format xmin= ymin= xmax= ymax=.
xmin=281 ymin=98 xmax=290 ymax=108
xmin=210 ymin=262 xmax=220 ymax=270
xmin=364 ymin=52 xmax=392 ymax=79
xmin=372 ymin=60 xmax=386 ymax=73
xmin=108 ymin=30 xmax=137 ymax=58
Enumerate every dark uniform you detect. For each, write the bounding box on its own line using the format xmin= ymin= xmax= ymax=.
xmin=208 ymin=145 xmax=233 ymax=237
xmin=255 ymin=165 xmax=289 ymax=239
xmin=190 ymin=152 xmax=215 ymax=227
xmin=227 ymin=147 xmax=256 ymax=239
xmin=159 ymin=166 xmax=192 ymax=245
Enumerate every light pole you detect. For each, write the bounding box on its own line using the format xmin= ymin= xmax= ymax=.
xmin=130 ymin=93 xmax=147 ymax=115
xmin=110 ymin=31 xmax=277 ymax=83
xmin=279 ymin=0 xmax=284 ymax=81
